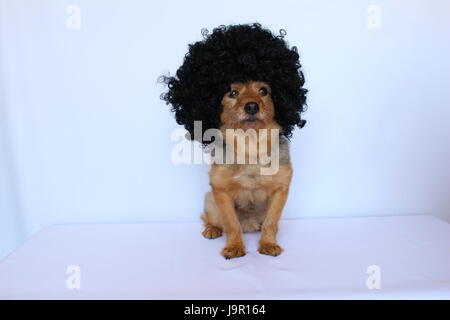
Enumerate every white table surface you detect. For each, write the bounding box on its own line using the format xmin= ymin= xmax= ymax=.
xmin=0 ymin=215 xmax=449 ymax=299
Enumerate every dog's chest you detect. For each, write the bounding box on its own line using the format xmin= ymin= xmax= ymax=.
xmin=232 ymin=166 xmax=269 ymax=189
xmin=232 ymin=166 xmax=269 ymax=209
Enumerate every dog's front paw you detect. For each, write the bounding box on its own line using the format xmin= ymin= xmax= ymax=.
xmin=221 ymin=244 xmax=246 ymax=259
xmin=258 ymin=242 xmax=283 ymax=256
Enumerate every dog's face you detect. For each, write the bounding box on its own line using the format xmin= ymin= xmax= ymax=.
xmin=220 ymin=81 xmax=275 ymax=131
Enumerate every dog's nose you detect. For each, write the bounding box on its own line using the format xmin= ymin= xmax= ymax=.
xmin=244 ymin=102 xmax=259 ymax=115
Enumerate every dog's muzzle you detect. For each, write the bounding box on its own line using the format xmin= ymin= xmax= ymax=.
xmin=244 ymin=101 xmax=259 ymax=115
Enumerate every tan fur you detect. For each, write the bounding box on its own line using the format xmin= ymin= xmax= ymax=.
xmin=201 ymin=81 xmax=293 ymax=259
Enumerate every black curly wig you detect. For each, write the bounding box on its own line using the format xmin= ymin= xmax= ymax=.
xmin=161 ymin=23 xmax=307 ymax=145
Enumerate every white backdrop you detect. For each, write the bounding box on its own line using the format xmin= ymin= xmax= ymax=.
xmin=1 ymin=0 xmax=450 ymax=259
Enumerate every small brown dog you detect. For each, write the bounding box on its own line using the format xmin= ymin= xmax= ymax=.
xmin=161 ymin=24 xmax=307 ymax=259
xmin=201 ymin=81 xmax=293 ymax=258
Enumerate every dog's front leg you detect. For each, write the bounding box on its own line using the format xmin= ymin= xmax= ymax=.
xmin=212 ymin=188 xmax=246 ymax=259
xmin=258 ymin=186 xmax=289 ymax=256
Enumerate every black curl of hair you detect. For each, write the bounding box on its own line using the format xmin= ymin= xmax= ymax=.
xmin=160 ymin=23 xmax=307 ymax=145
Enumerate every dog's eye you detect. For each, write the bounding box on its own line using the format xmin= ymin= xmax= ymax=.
xmin=258 ymin=87 xmax=268 ymax=96
xmin=229 ymin=90 xmax=239 ymax=98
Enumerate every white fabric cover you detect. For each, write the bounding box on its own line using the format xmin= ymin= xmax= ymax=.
xmin=0 ymin=215 xmax=449 ymax=299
